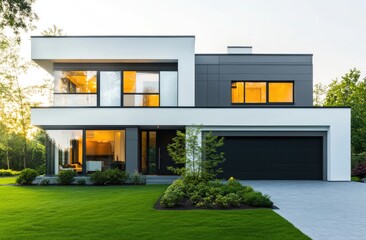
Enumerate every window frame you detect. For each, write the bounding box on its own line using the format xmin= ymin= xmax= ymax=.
xmin=122 ymin=71 xmax=161 ymax=107
xmin=231 ymin=80 xmax=295 ymax=105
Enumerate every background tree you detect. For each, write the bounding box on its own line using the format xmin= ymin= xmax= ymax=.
xmin=0 ymin=0 xmax=38 ymax=36
xmin=315 ymin=68 xmax=366 ymax=164
xmin=41 ymin=24 xmax=65 ymax=36
xmin=167 ymin=127 xmax=225 ymax=181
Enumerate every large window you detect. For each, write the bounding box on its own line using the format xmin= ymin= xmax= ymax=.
xmin=53 ymin=71 xmax=97 ymax=106
xmin=231 ymin=81 xmax=294 ymax=104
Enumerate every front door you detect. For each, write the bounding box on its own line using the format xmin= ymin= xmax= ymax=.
xmin=140 ymin=130 xmax=179 ymax=175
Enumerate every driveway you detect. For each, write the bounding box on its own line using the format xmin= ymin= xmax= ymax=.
xmin=240 ymin=181 xmax=366 ymax=240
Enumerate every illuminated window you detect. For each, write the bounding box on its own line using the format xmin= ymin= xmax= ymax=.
xmin=231 ymin=81 xmax=294 ymax=104
xmin=231 ymin=82 xmax=244 ymax=103
xmin=245 ymin=82 xmax=266 ymax=103
xmin=54 ymin=71 xmax=97 ymax=93
xmin=269 ymin=82 xmax=293 ymax=103
xmin=123 ymin=71 xmax=160 ymax=107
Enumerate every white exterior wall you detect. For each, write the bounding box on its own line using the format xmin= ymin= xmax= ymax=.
xmin=31 ymin=36 xmax=195 ymax=106
xmin=31 ymin=107 xmax=351 ymax=181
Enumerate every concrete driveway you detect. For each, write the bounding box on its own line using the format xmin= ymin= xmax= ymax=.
xmin=240 ymin=181 xmax=366 ymax=240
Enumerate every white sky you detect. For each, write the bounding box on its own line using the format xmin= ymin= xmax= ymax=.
xmin=20 ymin=0 xmax=366 ymax=86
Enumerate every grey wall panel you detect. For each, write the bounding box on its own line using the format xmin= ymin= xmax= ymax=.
xmin=294 ymin=81 xmax=313 ymax=106
xmin=126 ymin=128 xmax=138 ymax=174
xmin=219 ymin=81 xmax=231 ymax=106
xmin=195 ymin=64 xmax=208 ymax=74
xmin=219 ymin=73 xmax=312 ymax=81
xmin=195 ymin=73 xmax=207 ymax=81
xmin=195 ymin=54 xmax=313 ymax=107
xmin=195 ymin=56 xmax=220 ymax=64
xmin=207 ymin=73 xmax=220 ymax=81
xmin=207 ymin=81 xmax=220 ymax=106
xmin=219 ymin=65 xmax=312 ymax=74
xmin=208 ymin=65 xmax=220 ymax=74
xmin=219 ymin=55 xmax=312 ymax=64
xmin=195 ymin=81 xmax=208 ymax=106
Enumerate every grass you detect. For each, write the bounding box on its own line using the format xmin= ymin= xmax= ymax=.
xmin=351 ymin=176 xmax=363 ymax=182
xmin=0 ymin=185 xmax=309 ymax=240
xmin=0 ymin=176 xmax=17 ymax=184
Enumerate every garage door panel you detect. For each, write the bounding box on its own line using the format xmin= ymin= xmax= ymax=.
xmin=218 ymin=136 xmax=323 ymax=180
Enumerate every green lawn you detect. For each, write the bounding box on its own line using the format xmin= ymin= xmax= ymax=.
xmin=0 ymin=185 xmax=309 ymax=240
xmin=0 ymin=176 xmax=17 ymax=184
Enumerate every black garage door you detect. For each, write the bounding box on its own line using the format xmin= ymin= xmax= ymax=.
xmin=217 ymin=136 xmax=323 ymax=180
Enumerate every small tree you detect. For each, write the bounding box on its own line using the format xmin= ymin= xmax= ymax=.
xmin=167 ymin=127 xmax=225 ymax=181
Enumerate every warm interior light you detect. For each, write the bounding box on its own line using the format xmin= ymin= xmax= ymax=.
xmin=245 ymin=82 xmax=266 ymax=103
xmin=231 ymin=82 xmax=244 ymax=103
xmin=268 ymin=82 xmax=293 ymax=103
xmin=123 ymin=71 xmax=136 ymax=93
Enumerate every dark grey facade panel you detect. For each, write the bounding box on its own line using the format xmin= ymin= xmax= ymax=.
xmin=195 ymin=73 xmax=208 ymax=81
xmin=294 ymin=81 xmax=313 ymax=106
xmin=195 ymin=64 xmax=208 ymax=74
xmin=218 ymin=55 xmax=312 ymax=64
xmin=195 ymin=81 xmax=208 ymax=106
xmin=207 ymin=73 xmax=220 ymax=81
xmin=219 ymin=81 xmax=232 ymax=106
xmin=207 ymin=81 xmax=220 ymax=106
xmin=207 ymin=65 xmax=220 ymax=74
xmin=195 ymin=55 xmax=220 ymax=64
xmin=219 ymin=65 xmax=312 ymax=74
xmin=219 ymin=73 xmax=312 ymax=81
xmin=126 ymin=128 xmax=138 ymax=174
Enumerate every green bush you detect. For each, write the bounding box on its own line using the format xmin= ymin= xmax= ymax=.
xmin=58 ymin=170 xmax=77 ymax=185
xmin=90 ymin=171 xmax=108 ymax=185
xmin=131 ymin=172 xmax=143 ymax=185
xmin=36 ymin=164 xmax=46 ymax=175
xmin=104 ymin=169 xmax=128 ymax=184
xmin=77 ymin=178 xmax=86 ymax=185
xmin=352 ymin=152 xmax=366 ymax=169
xmin=243 ymin=191 xmax=273 ymax=208
xmin=221 ymin=179 xmax=243 ymax=194
xmin=160 ymin=179 xmax=185 ymax=208
xmin=0 ymin=169 xmax=21 ymax=176
xmin=39 ymin=178 xmax=50 ymax=186
xmin=16 ymin=168 xmax=39 ymax=185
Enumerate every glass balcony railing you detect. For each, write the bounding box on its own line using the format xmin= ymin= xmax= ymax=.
xmin=53 ymin=93 xmax=97 ymax=107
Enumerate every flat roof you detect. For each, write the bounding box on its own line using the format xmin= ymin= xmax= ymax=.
xmin=31 ymin=35 xmax=195 ymax=38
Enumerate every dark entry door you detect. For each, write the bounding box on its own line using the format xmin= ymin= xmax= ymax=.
xmin=218 ymin=136 xmax=323 ymax=180
xmin=156 ymin=130 xmax=178 ymax=175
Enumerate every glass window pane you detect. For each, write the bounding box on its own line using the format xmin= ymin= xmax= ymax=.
xmin=54 ymin=71 xmax=97 ymax=93
xmin=141 ymin=131 xmax=148 ymax=174
xmin=269 ymin=82 xmax=294 ymax=103
xmin=123 ymin=71 xmax=159 ymax=93
xmin=123 ymin=94 xmax=159 ymax=107
xmin=85 ymin=130 xmax=126 ymax=172
xmin=46 ymin=130 xmax=83 ymax=175
xmin=245 ymin=82 xmax=266 ymax=103
xmin=231 ymin=82 xmax=244 ymax=103
xmin=53 ymin=94 xmax=97 ymax=106
xmin=160 ymin=71 xmax=178 ymax=106
xmin=100 ymin=71 xmax=121 ymax=106
xmin=148 ymin=132 xmax=156 ymax=174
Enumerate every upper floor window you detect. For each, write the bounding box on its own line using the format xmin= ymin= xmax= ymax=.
xmin=53 ymin=71 xmax=97 ymax=106
xmin=231 ymin=81 xmax=294 ymax=104
xmin=123 ymin=71 xmax=160 ymax=107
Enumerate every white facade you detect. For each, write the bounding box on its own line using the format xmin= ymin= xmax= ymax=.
xmin=31 ymin=107 xmax=351 ymax=181
xmin=31 ymin=36 xmax=195 ymax=106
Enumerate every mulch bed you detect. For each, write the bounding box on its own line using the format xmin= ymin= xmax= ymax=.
xmin=154 ymin=196 xmax=278 ymax=210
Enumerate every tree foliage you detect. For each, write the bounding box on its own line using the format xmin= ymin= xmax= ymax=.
xmin=0 ymin=0 xmax=38 ymax=36
xmin=167 ymin=127 xmax=225 ymax=181
xmin=315 ymin=68 xmax=366 ymax=153
xmin=41 ymin=24 xmax=65 ymax=36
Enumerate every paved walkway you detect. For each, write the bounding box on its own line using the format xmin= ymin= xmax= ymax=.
xmin=240 ymin=181 xmax=366 ymax=240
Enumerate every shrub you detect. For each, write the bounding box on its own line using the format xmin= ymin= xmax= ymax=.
xmin=243 ymin=191 xmax=273 ymax=208
xmin=58 ymin=170 xmax=77 ymax=185
xmin=215 ymin=193 xmax=241 ymax=208
xmin=352 ymin=152 xmax=366 ymax=169
xmin=160 ymin=179 xmax=185 ymax=208
xmin=16 ymin=168 xmax=39 ymax=185
xmin=39 ymin=179 xmax=50 ymax=186
xmin=36 ymin=164 xmax=46 ymax=175
xmin=352 ymin=163 xmax=366 ymax=179
xmin=131 ymin=171 xmax=143 ymax=185
xmin=221 ymin=178 xmax=243 ymax=194
xmin=0 ymin=169 xmax=21 ymax=176
xmin=104 ymin=169 xmax=128 ymax=185
xmin=90 ymin=171 xmax=108 ymax=185
xmin=77 ymin=178 xmax=86 ymax=185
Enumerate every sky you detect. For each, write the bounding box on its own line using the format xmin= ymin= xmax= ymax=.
xmin=20 ymin=0 xmax=366 ymax=86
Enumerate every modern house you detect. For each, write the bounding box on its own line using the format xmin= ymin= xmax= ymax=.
xmin=30 ymin=36 xmax=351 ymax=181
